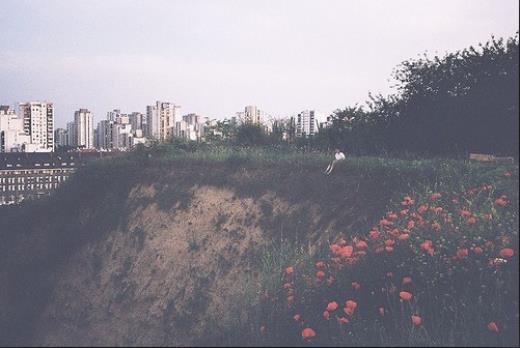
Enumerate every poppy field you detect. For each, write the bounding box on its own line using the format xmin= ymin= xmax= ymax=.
xmin=253 ymin=168 xmax=518 ymax=347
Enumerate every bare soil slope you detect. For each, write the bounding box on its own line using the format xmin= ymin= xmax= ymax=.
xmin=0 ymin=158 xmax=398 ymax=346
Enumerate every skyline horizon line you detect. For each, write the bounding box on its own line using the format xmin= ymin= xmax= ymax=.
xmin=1 ymin=99 xmax=337 ymax=129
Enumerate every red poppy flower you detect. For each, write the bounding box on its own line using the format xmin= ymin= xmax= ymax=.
xmin=301 ymin=328 xmax=316 ymax=339
xmin=487 ymin=322 xmax=499 ymax=332
xmin=352 ymin=282 xmax=361 ymax=290
xmin=401 ymin=196 xmax=415 ymax=205
xmin=432 ymin=207 xmax=443 ymax=215
xmin=384 ymin=239 xmax=395 ymax=246
xmin=459 ymin=209 xmax=472 ymax=217
xmin=399 ymin=291 xmax=413 ymax=301
xmin=330 ymin=244 xmax=341 ymax=254
xmin=390 ymin=228 xmax=401 ymax=237
xmin=494 ymin=198 xmax=507 ymax=206
xmin=369 ymin=230 xmax=380 ymax=240
xmin=398 ymin=233 xmax=410 ymax=241
xmin=356 ymin=240 xmax=368 ymax=249
xmin=456 ymin=248 xmax=469 ymax=258
xmin=323 ymin=311 xmax=330 ymax=320
xmin=338 ymin=317 xmax=349 ymax=325
xmin=473 ymin=246 xmax=483 ymax=255
xmin=326 ymin=301 xmax=339 ymax=312
xmin=466 ymin=217 xmax=477 ymax=225
xmin=345 ymin=300 xmax=357 ymax=309
xmin=285 ymin=266 xmax=294 ymax=274
xmin=417 ymin=204 xmax=429 ymax=214
xmin=431 ymin=222 xmax=441 ymax=231
xmin=339 ymin=246 xmax=353 ymax=258
xmin=499 ymin=248 xmax=514 ymax=258
xmin=431 ymin=192 xmax=442 ymax=200
xmin=402 ymin=276 xmax=412 ymax=285
xmin=380 ymin=218 xmax=393 ymax=226
xmin=316 ymin=271 xmax=326 ymax=279
xmin=411 ymin=315 xmax=422 ymax=326
xmin=421 ymin=240 xmax=433 ymax=250
xmin=378 ymin=307 xmax=385 ymax=317
xmin=293 ymin=314 xmax=301 ymax=321
xmin=343 ymin=306 xmax=354 ymax=316
xmin=386 ymin=211 xmax=398 ymax=220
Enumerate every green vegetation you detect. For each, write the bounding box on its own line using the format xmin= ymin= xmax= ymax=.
xmin=245 ymin=171 xmax=518 ymax=346
xmin=0 ymin=148 xmax=517 ymax=346
xmin=197 ymin=33 xmax=520 ymax=158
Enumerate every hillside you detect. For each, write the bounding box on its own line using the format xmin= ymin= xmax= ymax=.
xmin=0 ymin=151 xmax=518 ymax=346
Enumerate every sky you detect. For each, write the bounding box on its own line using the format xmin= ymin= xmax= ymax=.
xmin=0 ymin=0 xmax=518 ymax=127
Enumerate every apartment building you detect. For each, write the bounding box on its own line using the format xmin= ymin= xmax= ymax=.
xmin=1 ymin=105 xmax=31 ymax=152
xmin=74 ymin=108 xmax=94 ymax=148
xmin=146 ymin=101 xmax=180 ymax=142
xmin=19 ymin=101 xmax=54 ymax=152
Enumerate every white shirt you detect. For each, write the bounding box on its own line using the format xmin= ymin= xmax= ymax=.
xmin=335 ymin=152 xmax=346 ymax=160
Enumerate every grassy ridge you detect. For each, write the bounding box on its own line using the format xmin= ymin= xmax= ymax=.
xmin=0 ymin=148 xmax=517 ymax=346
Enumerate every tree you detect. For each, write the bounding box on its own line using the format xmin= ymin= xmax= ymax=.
xmin=234 ymin=123 xmax=267 ymax=146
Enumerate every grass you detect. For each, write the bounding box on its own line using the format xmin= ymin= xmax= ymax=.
xmin=217 ymin=152 xmax=518 ymax=347
xmin=0 ymin=146 xmax=517 ymax=346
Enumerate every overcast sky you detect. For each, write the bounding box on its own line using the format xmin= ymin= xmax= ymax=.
xmin=1 ymin=0 xmax=518 ymax=127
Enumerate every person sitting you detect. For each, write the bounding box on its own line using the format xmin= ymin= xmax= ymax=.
xmin=325 ymin=148 xmax=346 ymax=175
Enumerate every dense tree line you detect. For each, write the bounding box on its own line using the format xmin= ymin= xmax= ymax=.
xmin=177 ymin=33 xmax=518 ymax=158
xmin=323 ymin=33 xmax=519 ymax=157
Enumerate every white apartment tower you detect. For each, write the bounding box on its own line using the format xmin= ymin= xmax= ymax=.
xmin=296 ymin=110 xmax=317 ymax=137
xmin=146 ymin=101 xmax=180 ymax=142
xmin=74 ymin=108 xmax=94 ymax=148
xmin=19 ymin=101 xmax=54 ymax=152
xmin=1 ymin=105 xmax=31 ymax=152
xmin=237 ymin=105 xmax=262 ymax=125
xmin=174 ymin=113 xmax=207 ymax=141
xmin=246 ymin=105 xmax=261 ymax=124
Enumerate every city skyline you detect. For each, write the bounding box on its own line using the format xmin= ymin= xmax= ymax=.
xmin=1 ymin=0 xmax=518 ymax=128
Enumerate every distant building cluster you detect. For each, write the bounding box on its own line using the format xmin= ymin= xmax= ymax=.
xmin=1 ymin=102 xmax=54 ymax=153
xmin=1 ymin=100 xmax=332 ymax=153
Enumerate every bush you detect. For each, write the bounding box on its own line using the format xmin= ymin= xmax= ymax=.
xmin=254 ymin=170 xmax=518 ymax=346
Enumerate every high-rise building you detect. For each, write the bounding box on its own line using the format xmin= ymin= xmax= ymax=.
xmin=237 ymin=105 xmax=263 ymax=125
xmin=74 ymin=108 xmax=94 ymax=148
xmin=1 ymin=105 xmax=30 ymax=152
xmin=66 ymin=121 xmax=76 ymax=147
xmin=146 ymin=101 xmax=180 ymax=142
xmin=19 ymin=101 xmax=54 ymax=152
xmin=112 ymin=123 xmax=133 ymax=149
xmin=296 ymin=110 xmax=317 ymax=137
xmin=54 ymin=128 xmax=68 ymax=148
xmin=129 ymin=112 xmax=147 ymax=136
xmin=96 ymin=120 xmax=113 ymax=150
xmin=106 ymin=109 xmax=122 ymax=122
xmin=174 ymin=113 xmax=207 ymax=141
